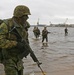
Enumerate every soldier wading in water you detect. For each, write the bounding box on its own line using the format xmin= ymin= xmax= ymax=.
xmin=33 ymin=26 xmax=40 ymax=39
xmin=42 ymin=26 xmax=49 ymax=46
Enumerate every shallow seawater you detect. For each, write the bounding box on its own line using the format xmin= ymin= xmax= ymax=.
xmin=23 ymin=27 xmax=74 ymax=75
xmin=0 ymin=27 xmax=74 ymax=75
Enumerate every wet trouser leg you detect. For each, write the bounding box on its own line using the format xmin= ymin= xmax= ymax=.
xmin=46 ymin=37 xmax=48 ymax=42
xmin=42 ymin=37 xmax=45 ymax=46
xmin=4 ymin=65 xmax=18 ymax=75
xmin=3 ymin=59 xmax=23 ymax=75
xmin=18 ymin=69 xmax=23 ymax=75
xmin=5 ymin=66 xmax=23 ymax=75
xmin=34 ymin=33 xmax=37 ymax=38
xmin=42 ymin=37 xmax=45 ymax=42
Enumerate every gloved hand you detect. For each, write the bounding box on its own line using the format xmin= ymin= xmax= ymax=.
xmin=16 ymin=42 xmax=25 ymax=50
xmin=16 ymin=42 xmax=30 ymax=58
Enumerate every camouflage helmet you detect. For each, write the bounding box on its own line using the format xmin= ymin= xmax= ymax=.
xmin=13 ymin=5 xmax=31 ymax=17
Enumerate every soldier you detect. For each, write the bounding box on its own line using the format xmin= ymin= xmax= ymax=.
xmin=33 ymin=26 xmax=40 ymax=39
xmin=0 ymin=19 xmax=3 ymax=24
xmin=0 ymin=19 xmax=3 ymax=63
xmin=64 ymin=27 xmax=68 ymax=36
xmin=0 ymin=5 xmax=31 ymax=75
xmin=42 ymin=26 xmax=49 ymax=46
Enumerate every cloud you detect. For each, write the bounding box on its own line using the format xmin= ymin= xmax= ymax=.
xmin=0 ymin=0 xmax=74 ymax=24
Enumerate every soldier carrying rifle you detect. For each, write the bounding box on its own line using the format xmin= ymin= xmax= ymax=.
xmin=0 ymin=5 xmax=42 ymax=75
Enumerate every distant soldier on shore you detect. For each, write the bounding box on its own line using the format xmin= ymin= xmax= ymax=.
xmin=64 ymin=27 xmax=68 ymax=36
xmin=33 ymin=26 xmax=40 ymax=39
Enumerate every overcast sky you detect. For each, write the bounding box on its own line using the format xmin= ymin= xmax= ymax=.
xmin=0 ymin=0 xmax=74 ymax=25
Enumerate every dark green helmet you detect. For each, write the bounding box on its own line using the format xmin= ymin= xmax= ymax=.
xmin=13 ymin=5 xmax=31 ymax=17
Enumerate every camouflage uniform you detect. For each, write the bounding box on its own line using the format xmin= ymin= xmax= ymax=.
xmin=0 ymin=19 xmax=3 ymax=24
xmin=25 ymin=21 xmax=30 ymax=43
xmin=33 ymin=26 xmax=40 ymax=38
xmin=0 ymin=19 xmax=3 ymax=63
xmin=64 ymin=27 xmax=68 ymax=36
xmin=42 ymin=26 xmax=48 ymax=43
xmin=0 ymin=5 xmax=31 ymax=75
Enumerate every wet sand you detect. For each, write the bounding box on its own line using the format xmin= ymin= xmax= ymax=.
xmin=0 ymin=27 xmax=74 ymax=75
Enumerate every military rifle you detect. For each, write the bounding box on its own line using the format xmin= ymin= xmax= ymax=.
xmin=9 ymin=25 xmax=45 ymax=75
